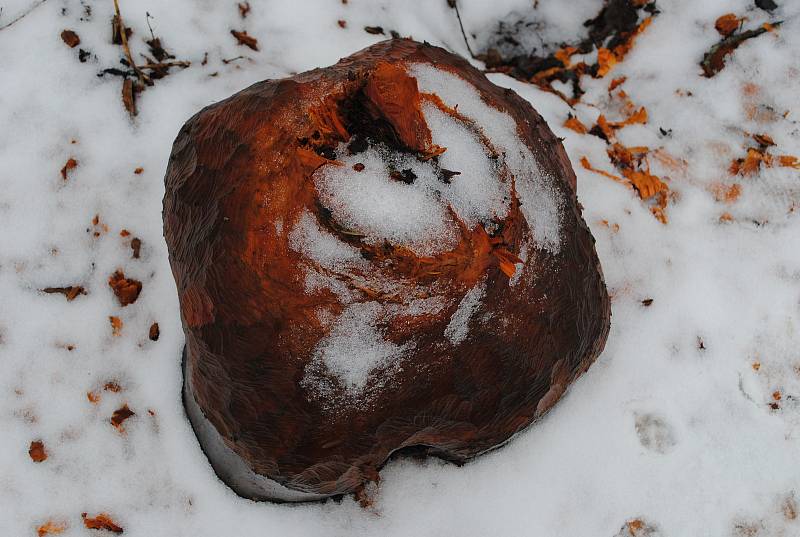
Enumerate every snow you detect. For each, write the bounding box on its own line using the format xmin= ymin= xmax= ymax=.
xmin=443 ymin=278 xmax=487 ymax=345
xmin=302 ymin=301 xmax=414 ymax=404
xmin=1 ymin=0 xmax=800 ymax=536
xmin=410 ymin=62 xmax=563 ymax=252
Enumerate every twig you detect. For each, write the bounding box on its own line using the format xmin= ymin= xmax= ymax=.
xmin=0 ymin=0 xmax=49 ymax=31
xmin=450 ymin=0 xmax=475 ymax=59
xmin=113 ymin=0 xmax=150 ymax=86
xmin=139 ymin=60 xmax=191 ymax=70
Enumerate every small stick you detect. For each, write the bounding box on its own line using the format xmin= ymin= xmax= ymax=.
xmin=139 ymin=60 xmax=191 ymax=70
xmin=451 ymin=1 xmax=475 ymax=59
xmin=113 ymin=0 xmax=150 ymax=86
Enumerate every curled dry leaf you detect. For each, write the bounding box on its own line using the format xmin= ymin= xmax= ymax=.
xmin=60 ymin=158 xmax=78 ymax=180
xmin=110 ymin=404 xmax=135 ymax=432
xmin=231 ymin=29 xmax=258 ymax=51
xmin=29 ymin=440 xmax=47 ymax=462
xmin=81 ymin=513 xmax=123 ymax=534
xmin=108 ymin=270 xmax=142 ymax=306
xmin=238 ymin=1 xmax=250 ymax=18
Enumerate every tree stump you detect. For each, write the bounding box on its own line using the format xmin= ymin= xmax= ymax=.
xmin=164 ymin=38 xmax=610 ymax=502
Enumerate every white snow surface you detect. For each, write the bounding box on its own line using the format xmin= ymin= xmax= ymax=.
xmin=1 ymin=0 xmax=800 ymax=536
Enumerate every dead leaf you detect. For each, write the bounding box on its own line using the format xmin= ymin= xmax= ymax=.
xmin=81 ymin=513 xmax=123 ymax=534
xmin=596 ymin=47 xmax=617 ymax=77
xmin=108 ymin=270 xmax=142 ymax=306
xmin=148 ymin=322 xmax=160 ymax=341
xmin=131 ymin=238 xmax=142 ymax=259
xmin=580 ymin=156 xmax=630 ymax=187
xmin=29 ymin=440 xmax=47 ymax=462
xmin=109 ymin=316 xmax=123 ymax=336
xmin=237 ymin=1 xmax=250 ymax=18
xmin=104 ymin=382 xmax=122 ymax=393
xmin=231 ymin=29 xmax=258 ymax=51
xmin=36 ymin=520 xmax=66 ymax=537
xmin=609 ymin=76 xmax=627 ymax=92
xmin=110 ymin=404 xmax=135 ymax=432
xmin=60 ymin=158 xmax=78 ymax=180
xmin=563 ymin=114 xmax=588 ymax=134
xmin=60 ymin=29 xmax=80 ymax=48
xmin=702 ymin=23 xmax=778 ymax=77
xmin=121 ymin=79 xmax=136 ymax=118
xmin=711 ymin=183 xmax=742 ymax=203
xmin=623 ymin=169 xmax=667 ymax=199
xmin=364 ymin=26 xmax=384 ymax=35
xmin=133 ymin=167 xmax=143 ymax=174
xmin=41 ymin=286 xmax=86 ymax=301
xmin=715 ymin=13 xmax=742 ymax=37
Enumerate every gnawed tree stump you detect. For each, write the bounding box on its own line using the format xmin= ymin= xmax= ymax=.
xmin=164 ymin=38 xmax=610 ymax=502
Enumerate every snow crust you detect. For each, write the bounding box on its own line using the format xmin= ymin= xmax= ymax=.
xmin=1 ymin=0 xmax=800 ymax=535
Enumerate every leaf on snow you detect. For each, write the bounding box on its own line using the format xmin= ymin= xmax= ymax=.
xmin=81 ymin=513 xmax=124 ymax=534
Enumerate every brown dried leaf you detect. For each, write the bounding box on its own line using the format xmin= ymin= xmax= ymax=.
xmin=60 ymin=29 xmax=80 ymax=48
xmin=41 ymin=286 xmax=86 ymax=301
xmin=715 ymin=13 xmax=742 ymax=37
xmin=131 ymin=237 xmax=142 ymax=259
xmin=623 ymin=169 xmax=668 ymax=200
xmin=580 ymin=156 xmax=630 ymax=187
xmin=563 ymin=114 xmax=588 ymax=134
xmin=60 ymin=158 xmax=78 ymax=180
xmin=148 ymin=322 xmax=160 ymax=341
xmin=238 ymin=1 xmax=250 ymax=18
xmin=81 ymin=513 xmax=123 ymax=534
xmin=108 ymin=270 xmax=142 ymax=306
xmin=29 ymin=440 xmax=47 ymax=462
xmin=109 ymin=316 xmax=123 ymax=336
xmin=231 ymin=29 xmax=258 ymax=51
xmin=121 ymin=79 xmax=136 ymax=118
xmin=110 ymin=404 xmax=135 ymax=432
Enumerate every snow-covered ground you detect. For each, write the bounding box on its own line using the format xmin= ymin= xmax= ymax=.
xmin=1 ymin=0 xmax=799 ymax=535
